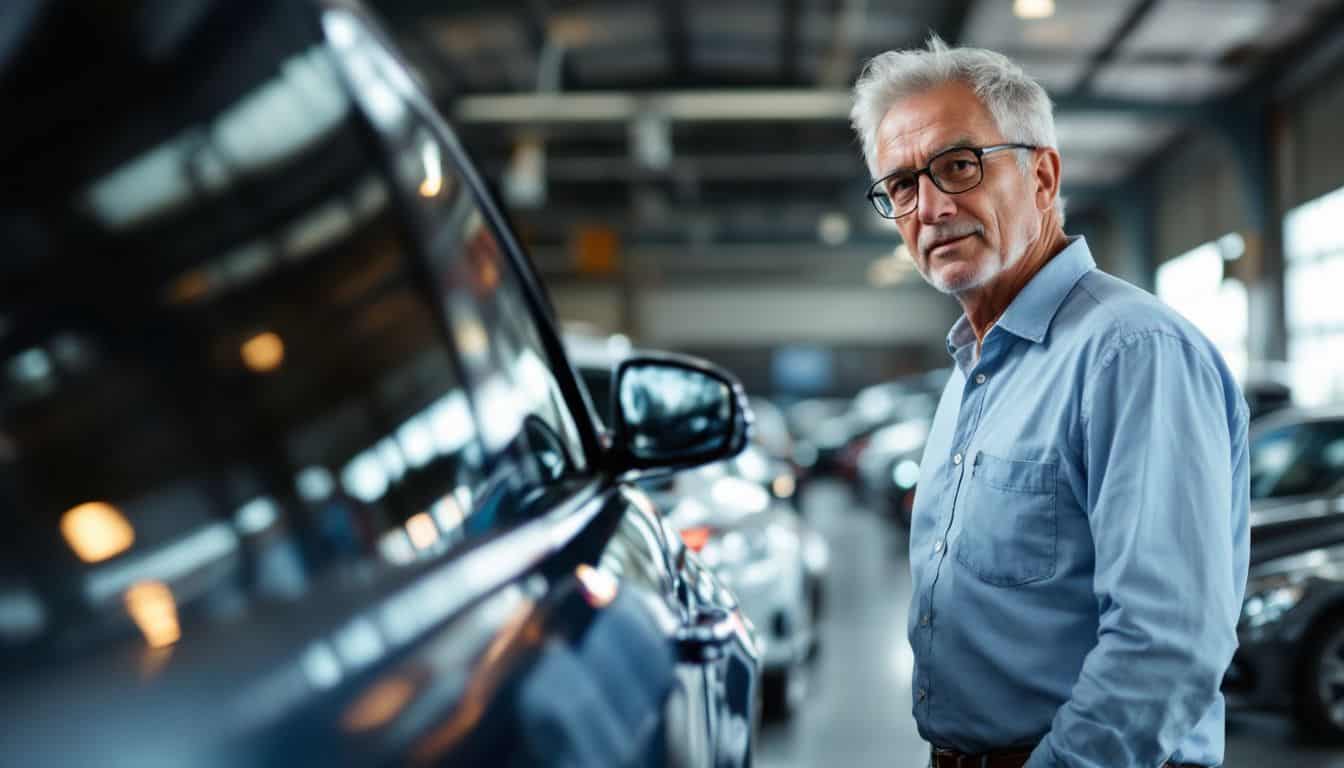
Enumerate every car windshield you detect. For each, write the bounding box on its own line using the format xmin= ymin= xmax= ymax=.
xmin=1249 ymin=417 xmax=1344 ymax=500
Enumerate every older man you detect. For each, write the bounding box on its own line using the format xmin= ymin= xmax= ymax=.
xmin=850 ymin=38 xmax=1249 ymax=768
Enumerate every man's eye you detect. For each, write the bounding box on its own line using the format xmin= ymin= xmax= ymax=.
xmin=891 ymin=177 xmax=915 ymax=192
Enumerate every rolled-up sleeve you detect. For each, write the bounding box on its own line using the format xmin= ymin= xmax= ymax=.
xmin=1027 ymin=331 xmax=1248 ymax=768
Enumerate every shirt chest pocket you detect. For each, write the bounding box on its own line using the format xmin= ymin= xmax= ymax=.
xmin=953 ymin=451 xmax=1058 ymax=586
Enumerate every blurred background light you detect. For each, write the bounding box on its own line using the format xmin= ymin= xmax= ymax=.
xmin=241 ymin=332 xmax=285 ymax=373
xmin=1013 ymin=0 xmax=1056 ymax=20
xmin=124 ymin=581 xmax=180 ymax=649
xmin=61 ymin=502 xmax=135 ymax=564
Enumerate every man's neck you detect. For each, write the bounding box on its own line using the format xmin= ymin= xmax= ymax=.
xmin=959 ymin=225 xmax=1070 ymax=347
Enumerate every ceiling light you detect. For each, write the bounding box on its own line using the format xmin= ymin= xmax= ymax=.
xmin=1014 ymin=0 xmax=1055 ymax=20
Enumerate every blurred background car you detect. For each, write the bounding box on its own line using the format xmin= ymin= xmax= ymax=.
xmin=746 ymin=396 xmax=814 ymax=500
xmin=1226 ymin=407 xmax=1344 ymax=739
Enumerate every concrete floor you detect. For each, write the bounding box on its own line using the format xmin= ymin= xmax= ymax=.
xmin=758 ymin=481 xmax=1344 ymax=768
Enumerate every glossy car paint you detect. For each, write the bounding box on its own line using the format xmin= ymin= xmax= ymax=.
xmin=0 ymin=1 xmax=756 ymax=764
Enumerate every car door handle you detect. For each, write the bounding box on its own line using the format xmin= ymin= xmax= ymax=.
xmin=676 ymin=607 xmax=737 ymax=663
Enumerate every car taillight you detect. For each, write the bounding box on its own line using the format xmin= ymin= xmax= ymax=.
xmin=680 ymin=526 xmax=715 ymax=552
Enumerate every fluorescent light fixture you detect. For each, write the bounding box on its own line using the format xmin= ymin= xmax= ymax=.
xmin=1014 ymin=0 xmax=1056 ymax=20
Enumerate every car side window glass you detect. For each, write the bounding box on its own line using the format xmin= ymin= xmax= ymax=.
xmin=0 ymin=8 xmax=582 ymax=669
xmin=1251 ymin=420 xmax=1344 ymax=499
xmin=326 ymin=12 xmax=588 ymax=489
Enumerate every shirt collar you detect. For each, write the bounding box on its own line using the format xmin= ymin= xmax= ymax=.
xmin=944 ymin=235 xmax=1095 ymax=358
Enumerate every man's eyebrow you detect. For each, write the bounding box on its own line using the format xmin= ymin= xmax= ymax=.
xmin=882 ymin=136 xmax=976 ymax=176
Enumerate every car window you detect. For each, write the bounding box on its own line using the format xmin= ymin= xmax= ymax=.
xmin=1250 ymin=419 xmax=1344 ymax=499
xmin=328 ymin=10 xmax=588 ymax=482
xmin=0 ymin=7 xmax=584 ymax=671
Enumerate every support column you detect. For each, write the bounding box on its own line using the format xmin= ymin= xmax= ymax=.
xmin=1110 ymin=177 xmax=1158 ymax=293
xmin=1212 ymin=101 xmax=1287 ymax=364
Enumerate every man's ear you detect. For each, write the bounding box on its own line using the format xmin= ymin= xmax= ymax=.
xmin=1033 ymin=148 xmax=1062 ymax=215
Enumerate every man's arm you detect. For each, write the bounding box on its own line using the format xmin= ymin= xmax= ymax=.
xmin=1026 ymin=331 xmax=1248 ymax=768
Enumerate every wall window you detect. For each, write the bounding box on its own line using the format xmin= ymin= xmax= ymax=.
xmin=1285 ymin=185 xmax=1344 ymax=407
xmin=1155 ymin=234 xmax=1249 ymax=381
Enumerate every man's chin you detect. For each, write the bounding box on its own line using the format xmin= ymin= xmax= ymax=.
xmin=928 ymin=263 xmax=996 ymax=295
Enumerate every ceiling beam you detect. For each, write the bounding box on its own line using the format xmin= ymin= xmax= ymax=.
xmin=481 ymin=152 xmax=864 ymax=182
xmin=780 ymin=0 xmax=802 ymax=85
xmin=1069 ymin=0 xmax=1160 ymax=98
xmin=455 ymin=89 xmax=1211 ymax=125
xmin=1250 ymin=0 xmax=1344 ymax=104
xmin=933 ymin=0 xmax=975 ymax=45
xmin=520 ymin=0 xmax=576 ymax=90
xmin=659 ymin=0 xmax=690 ymax=86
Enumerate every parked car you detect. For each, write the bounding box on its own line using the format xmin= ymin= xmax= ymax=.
xmin=1224 ymin=407 xmax=1344 ymax=740
xmin=0 ymin=2 xmax=759 ymax=764
xmin=784 ymin=397 xmax=851 ymax=477
xmin=569 ymin=337 xmax=827 ymax=720
xmin=745 ymin=395 xmax=814 ymax=500
xmin=855 ymin=417 xmax=933 ymax=530
xmin=802 ymin=370 xmax=947 ymax=487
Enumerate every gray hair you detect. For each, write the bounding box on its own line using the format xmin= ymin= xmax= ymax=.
xmin=850 ymin=35 xmax=1065 ymax=221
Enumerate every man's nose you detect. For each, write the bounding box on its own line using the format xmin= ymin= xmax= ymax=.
xmin=916 ymin=173 xmax=957 ymax=224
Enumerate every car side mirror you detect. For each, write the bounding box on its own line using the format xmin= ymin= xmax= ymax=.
xmin=608 ymin=353 xmax=751 ymax=473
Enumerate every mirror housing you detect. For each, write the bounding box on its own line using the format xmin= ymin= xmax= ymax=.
xmin=606 ymin=353 xmax=752 ymax=474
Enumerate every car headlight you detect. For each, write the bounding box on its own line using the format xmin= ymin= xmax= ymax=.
xmin=1241 ymin=576 xmax=1308 ymax=629
xmin=705 ymin=528 xmax=770 ymax=567
xmin=771 ymin=473 xmax=796 ymax=499
xmin=892 ymin=459 xmax=920 ymax=490
xmin=710 ymin=477 xmax=771 ymax=514
xmin=689 ymin=522 xmax=794 ymax=572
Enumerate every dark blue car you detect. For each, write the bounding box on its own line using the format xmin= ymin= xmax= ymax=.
xmin=0 ymin=1 xmax=759 ymax=764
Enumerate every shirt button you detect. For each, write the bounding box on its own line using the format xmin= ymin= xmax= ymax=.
xmin=952 ymin=452 xmax=963 ymax=465
xmin=917 ymin=688 xmax=927 ymax=701
xmin=920 ymin=614 xmax=930 ymax=626
xmin=933 ymin=539 xmax=944 ymax=554
xmin=975 ymin=373 xmax=987 ymax=385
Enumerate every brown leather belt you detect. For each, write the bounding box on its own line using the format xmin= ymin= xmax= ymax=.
xmin=931 ymin=748 xmax=1204 ymax=768
xmin=931 ymin=748 xmax=1033 ymax=768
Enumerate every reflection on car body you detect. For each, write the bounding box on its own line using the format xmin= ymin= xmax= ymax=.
xmin=0 ymin=2 xmax=757 ymax=764
xmin=567 ymin=334 xmax=827 ymax=721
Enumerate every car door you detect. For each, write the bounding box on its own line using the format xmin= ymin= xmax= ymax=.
xmin=0 ymin=1 xmax=751 ymax=765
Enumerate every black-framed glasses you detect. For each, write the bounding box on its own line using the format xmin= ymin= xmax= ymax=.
xmin=865 ymin=143 xmax=1037 ymax=219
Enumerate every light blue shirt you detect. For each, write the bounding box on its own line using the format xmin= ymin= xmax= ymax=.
xmin=909 ymin=237 xmax=1250 ymax=767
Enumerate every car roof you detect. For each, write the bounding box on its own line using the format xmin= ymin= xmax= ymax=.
xmin=1250 ymin=404 xmax=1344 ymax=435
